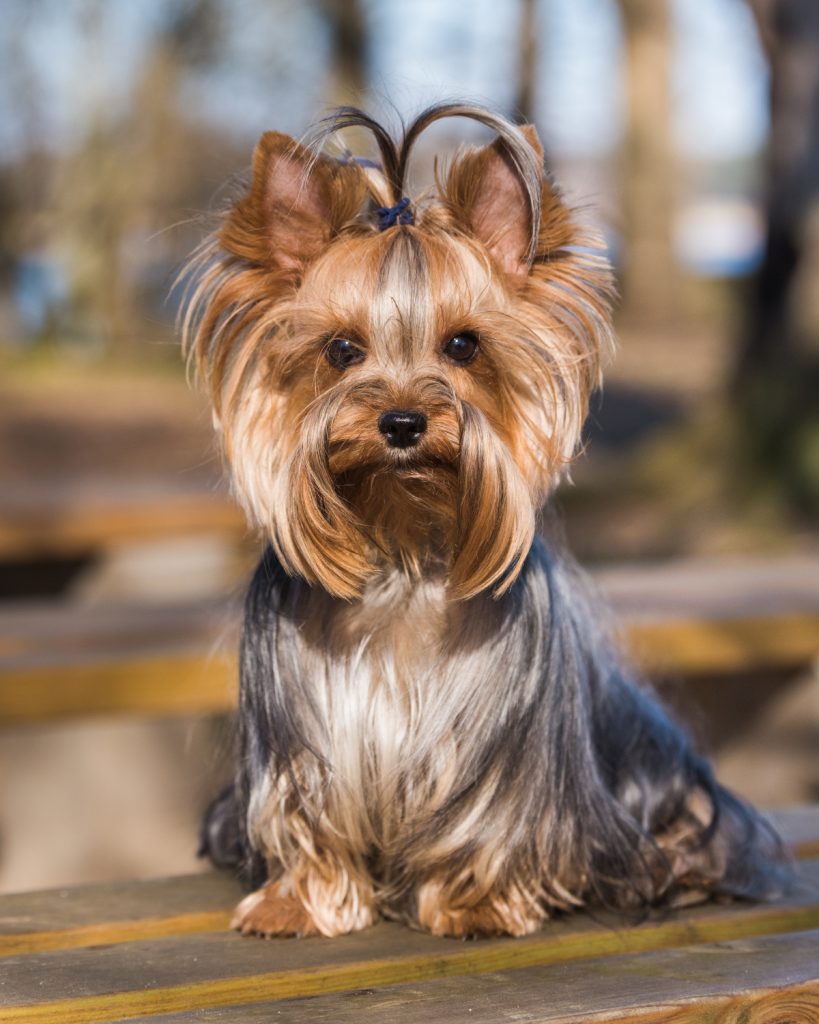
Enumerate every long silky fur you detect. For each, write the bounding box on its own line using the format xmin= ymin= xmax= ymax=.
xmin=203 ymin=538 xmax=790 ymax=933
xmin=191 ymin=103 xmax=791 ymax=937
xmin=180 ymin=105 xmax=612 ymax=600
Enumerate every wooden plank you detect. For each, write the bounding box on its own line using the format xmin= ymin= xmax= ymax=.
xmin=0 ymin=484 xmax=245 ymax=559
xmin=2 ymin=810 xmax=814 ymax=959
xmin=98 ymin=929 xmax=819 ymax=1023
xmin=596 ymin=554 xmax=819 ymax=621
xmin=3 ymin=614 xmax=816 ymax=723
xmin=0 ymin=601 xmax=235 ymax=660
xmin=626 ymin=611 xmax=819 ymax=675
xmin=770 ymin=805 xmax=819 ymax=860
xmin=0 ymin=601 xmax=239 ymax=722
xmin=2 ymin=580 xmax=817 ymax=723
xmin=0 ymin=874 xmax=240 ymax=956
xmin=0 ymin=649 xmax=236 ymax=722
xmin=1 ymin=863 xmax=818 ymax=1023
xmin=0 ymin=603 xmax=203 ymax=720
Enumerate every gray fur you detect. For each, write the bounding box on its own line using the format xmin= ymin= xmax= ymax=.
xmin=203 ymin=536 xmax=790 ymax=919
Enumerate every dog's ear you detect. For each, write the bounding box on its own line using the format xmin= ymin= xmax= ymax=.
xmin=220 ymin=132 xmax=368 ymax=278
xmin=445 ymin=124 xmax=544 ymax=276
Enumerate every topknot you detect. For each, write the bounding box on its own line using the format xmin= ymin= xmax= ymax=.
xmin=306 ymin=102 xmax=544 ymax=265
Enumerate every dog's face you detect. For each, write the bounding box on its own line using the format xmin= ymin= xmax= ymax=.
xmin=184 ymin=108 xmax=613 ymax=598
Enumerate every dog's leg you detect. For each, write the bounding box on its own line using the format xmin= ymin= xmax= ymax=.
xmin=227 ymin=552 xmax=381 ymax=938
xmin=413 ymin=874 xmax=546 ymax=938
xmin=231 ymin=877 xmax=318 ymax=937
xmin=234 ymin=762 xmax=379 ymax=938
xmin=231 ymin=851 xmax=377 ymax=938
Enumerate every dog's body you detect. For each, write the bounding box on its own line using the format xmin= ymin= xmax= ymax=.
xmin=186 ymin=104 xmax=789 ymax=938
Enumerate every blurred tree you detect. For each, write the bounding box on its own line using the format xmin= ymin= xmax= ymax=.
xmin=735 ymin=0 xmax=819 ymax=512
xmin=515 ymin=0 xmax=538 ymax=123
xmin=616 ymin=0 xmax=682 ymax=324
xmin=50 ymin=0 xmax=234 ymax=353
xmin=319 ymin=0 xmax=368 ymax=105
xmin=0 ymin=0 xmax=53 ymax=331
xmin=0 ymin=0 xmax=351 ymax=356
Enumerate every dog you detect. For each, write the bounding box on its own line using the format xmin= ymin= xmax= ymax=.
xmin=183 ymin=103 xmax=790 ymax=938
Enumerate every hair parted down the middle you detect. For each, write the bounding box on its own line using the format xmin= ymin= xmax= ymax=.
xmin=180 ymin=103 xmax=615 ymax=599
xmin=190 ymin=105 xmax=793 ymax=942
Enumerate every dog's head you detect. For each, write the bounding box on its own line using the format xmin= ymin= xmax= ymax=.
xmin=182 ymin=104 xmax=613 ymax=599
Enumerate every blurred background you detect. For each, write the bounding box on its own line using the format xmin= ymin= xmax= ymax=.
xmin=0 ymin=0 xmax=817 ymax=893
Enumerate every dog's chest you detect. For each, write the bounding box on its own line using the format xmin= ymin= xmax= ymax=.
xmin=297 ymin=575 xmax=454 ymax=822
xmin=327 ymin=572 xmax=447 ymax=728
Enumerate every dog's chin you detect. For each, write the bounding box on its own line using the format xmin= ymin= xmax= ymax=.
xmin=328 ymin=444 xmax=458 ymax=481
xmin=390 ymin=449 xmax=458 ymax=477
xmin=332 ymin=459 xmax=459 ymax=512
xmin=331 ymin=447 xmax=461 ymax=551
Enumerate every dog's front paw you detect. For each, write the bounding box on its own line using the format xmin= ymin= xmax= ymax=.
xmin=415 ymin=880 xmax=544 ymax=938
xmin=419 ymin=903 xmax=542 ymax=938
xmin=230 ymin=880 xmax=320 ymax=939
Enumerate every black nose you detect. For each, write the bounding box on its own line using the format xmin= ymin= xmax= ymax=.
xmin=378 ymin=410 xmax=427 ymax=449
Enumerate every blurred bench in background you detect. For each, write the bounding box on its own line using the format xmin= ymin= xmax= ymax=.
xmin=2 ymin=555 xmax=817 ymax=724
xmin=0 ymin=482 xmax=247 ymax=601
xmin=0 ymin=482 xmax=245 ymax=561
xmin=1 ymin=808 xmax=818 ymax=1022
xmin=1 ymin=493 xmax=818 ymax=1019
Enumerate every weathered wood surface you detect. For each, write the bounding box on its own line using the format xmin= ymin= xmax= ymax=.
xmin=101 ymin=931 xmax=819 ymax=1024
xmin=1 ymin=809 xmax=813 ymax=960
xmin=0 ymin=483 xmax=245 ymax=559
xmin=2 ymin=556 xmax=817 ymax=723
xmin=0 ymin=815 xmax=816 ymax=1023
xmin=770 ymin=805 xmax=819 ymax=859
xmin=0 ymin=874 xmax=238 ymax=956
xmin=0 ymin=864 xmax=814 ymax=1024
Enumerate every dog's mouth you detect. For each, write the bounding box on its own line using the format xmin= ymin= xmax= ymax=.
xmin=327 ymin=438 xmax=459 ymax=478
xmin=387 ymin=447 xmax=456 ymax=473
xmin=328 ymin=440 xmax=460 ymax=530
xmin=332 ymin=446 xmax=461 ymax=551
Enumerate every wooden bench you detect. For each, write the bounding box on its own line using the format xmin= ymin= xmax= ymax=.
xmin=1 ymin=555 xmax=817 ymax=724
xmin=1 ymin=808 xmax=817 ymax=1022
xmin=0 ymin=483 xmax=244 ymax=561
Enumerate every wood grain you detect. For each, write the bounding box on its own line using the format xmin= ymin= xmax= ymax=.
xmin=105 ymin=983 xmax=819 ymax=1024
xmin=0 ymin=874 xmax=240 ymax=956
xmin=93 ymin=930 xmax=819 ymax=1023
xmin=1 ymin=814 xmax=815 ymax=958
xmin=2 ymin=865 xmax=819 ymax=1023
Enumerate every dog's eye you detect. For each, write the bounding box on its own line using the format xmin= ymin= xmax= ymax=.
xmin=443 ymin=332 xmax=478 ymax=364
xmin=326 ymin=338 xmax=365 ymax=370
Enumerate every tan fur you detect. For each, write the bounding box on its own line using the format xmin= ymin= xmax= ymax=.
xmin=415 ymin=878 xmax=544 ymax=937
xmin=182 ymin=126 xmax=612 ymax=602
xmin=226 ymin=568 xmax=598 ymax=937
xmin=182 ymin=106 xmax=619 ymax=938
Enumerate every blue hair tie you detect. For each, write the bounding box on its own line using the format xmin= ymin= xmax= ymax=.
xmin=375 ymin=196 xmax=414 ymax=230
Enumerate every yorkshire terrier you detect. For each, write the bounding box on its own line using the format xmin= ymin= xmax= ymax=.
xmin=184 ymin=103 xmax=789 ymax=939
